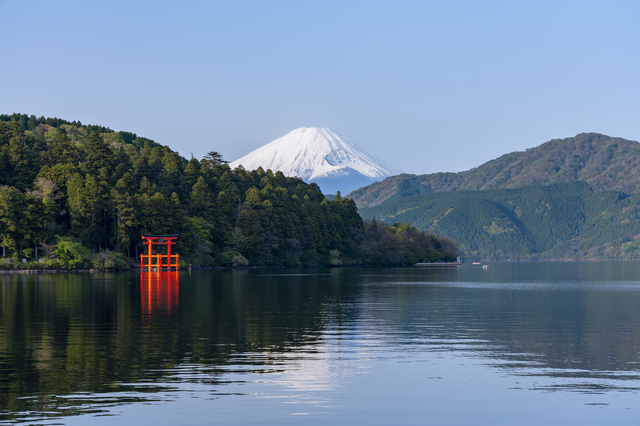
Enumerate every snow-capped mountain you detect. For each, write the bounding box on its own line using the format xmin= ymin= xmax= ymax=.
xmin=230 ymin=128 xmax=403 ymax=195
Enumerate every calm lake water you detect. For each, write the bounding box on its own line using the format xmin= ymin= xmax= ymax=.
xmin=2 ymin=263 xmax=640 ymax=425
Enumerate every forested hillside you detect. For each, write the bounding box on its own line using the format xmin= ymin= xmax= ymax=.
xmin=359 ymin=182 xmax=640 ymax=259
xmin=349 ymin=133 xmax=640 ymax=208
xmin=0 ymin=114 xmax=458 ymax=268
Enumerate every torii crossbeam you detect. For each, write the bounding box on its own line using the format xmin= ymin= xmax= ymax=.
xmin=140 ymin=234 xmax=179 ymax=271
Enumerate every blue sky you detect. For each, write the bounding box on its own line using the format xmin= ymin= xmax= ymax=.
xmin=1 ymin=0 xmax=638 ymax=174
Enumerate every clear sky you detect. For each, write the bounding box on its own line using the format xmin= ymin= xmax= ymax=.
xmin=1 ymin=0 xmax=638 ymax=174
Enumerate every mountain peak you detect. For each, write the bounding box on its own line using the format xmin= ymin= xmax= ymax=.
xmin=230 ymin=128 xmax=402 ymax=194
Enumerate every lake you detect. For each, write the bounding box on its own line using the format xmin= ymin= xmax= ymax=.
xmin=2 ymin=263 xmax=640 ymax=425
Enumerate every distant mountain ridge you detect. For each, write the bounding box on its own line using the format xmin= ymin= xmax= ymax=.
xmin=348 ymin=133 xmax=640 ymax=208
xmin=357 ymin=181 xmax=640 ymax=259
xmin=230 ymin=127 xmax=402 ymax=195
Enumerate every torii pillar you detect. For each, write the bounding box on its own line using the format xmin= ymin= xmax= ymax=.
xmin=140 ymin=234 xmax=180 ymax=271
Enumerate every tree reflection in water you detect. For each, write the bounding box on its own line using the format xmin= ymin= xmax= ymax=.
xmin=2 ymin=265 xmax=640 ymax=424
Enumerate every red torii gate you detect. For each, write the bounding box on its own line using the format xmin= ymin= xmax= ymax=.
xmin=140 ymin=234 xmax=179 ymax=271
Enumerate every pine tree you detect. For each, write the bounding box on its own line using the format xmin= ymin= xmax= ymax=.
xmin=84 ymin=131 xmax=114 ymax=175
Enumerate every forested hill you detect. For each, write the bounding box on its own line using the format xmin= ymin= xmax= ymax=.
xmin=349 ymin=133 xmax=640 ymax=208
xmin=358 ymin=182 xmax=640 ymax=260
xmin=0 ymin=114 xmax=459 ymax=268
xmin=0 ymin=113 xmax=162 ymax=151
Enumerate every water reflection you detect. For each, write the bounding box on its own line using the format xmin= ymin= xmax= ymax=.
xmin=140 ymin=271 xmax=179 ymax=323
xmin=1 ymin=265 xmax=640 ymax=424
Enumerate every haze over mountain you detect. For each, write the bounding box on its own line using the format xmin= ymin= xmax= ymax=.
xmin=349 ymin=133 xmax=640 ymax=208
xmin=230 ymin=128 xmax=402 ymax=195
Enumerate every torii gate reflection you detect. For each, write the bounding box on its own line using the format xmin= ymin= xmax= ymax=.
xmin=141 ymin=270 xmax=179 ymax=323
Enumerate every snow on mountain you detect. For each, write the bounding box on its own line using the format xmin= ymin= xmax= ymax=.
xmin=230 ymin=127 xmax=402 ymax=194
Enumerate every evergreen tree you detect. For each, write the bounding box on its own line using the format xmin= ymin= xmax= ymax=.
xmin=84 ymin=131 xmax=114 ymax=175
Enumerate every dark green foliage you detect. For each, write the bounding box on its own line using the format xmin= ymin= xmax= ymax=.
xmin=0 ymin=114 xmax=456 ymax=267
xmin=350 ymin=132 xmax=640 ymax=259
xmin=0 ymin=122 xmax=42 ymax=190
xmin=356 ymin=220 xmax=459 ymax=265
xmin=350 ymin=133 xmax=640 ymax=208
xmin=0 ymin=186 xmax=53 ymax=257
xmin=359 ymin=181 xmax=640 ymax=259
xmin=54 ymin=236 xmax=91 ymax=268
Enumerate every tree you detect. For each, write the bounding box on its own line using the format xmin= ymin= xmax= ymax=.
xmin=111 ymin=174 xmax=138 ymax=253
xmin=0 ymin=186 xmax=27 ymax=256
xmin=0 ymin=122 xmax=40 ymax=190
xmin=189 ymin=176 xmax=215 ymax=217
xmin=0 ymin=186 xmax=53 ymax=258
xmin=225 ymin=227 xmax=250 ymax=254
xmin=43 ymin=132 xmax=82 ymax=166
xmin=84 ymin=131 xmax=114 ymax=175
xmin=67 ymin=174 xmax=107 ymax=249
xmin=202 ymin=151 xmax=228 ymax=168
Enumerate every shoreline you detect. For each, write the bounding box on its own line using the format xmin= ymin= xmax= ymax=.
xmin=3 ymin=258 xmax=640 ymax=274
